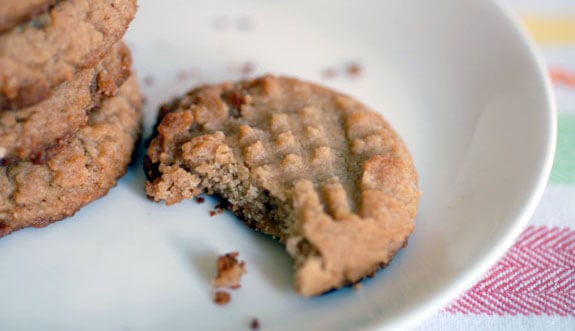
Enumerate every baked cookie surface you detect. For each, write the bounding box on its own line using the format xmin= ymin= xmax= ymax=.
xmin=0 ymin=75 xmax=142 ymax=237
xmin=0 ymin=0 xmax=137 ymax=111
xmin=0 ymin=42 xmax=132 ymax=164
xmin=0 ymin=0 xmax=59 ymax=33
xmin=145 ymin=75 xmax=420 ymax=297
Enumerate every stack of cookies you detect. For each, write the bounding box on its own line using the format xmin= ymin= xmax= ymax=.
xmin=0 ymin=0 xmax=141 ymax=237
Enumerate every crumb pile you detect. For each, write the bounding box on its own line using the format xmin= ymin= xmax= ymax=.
xmin=145 ymin=75 xmax=420 ymax=297
xmin=0 ymin=0 xmax=141 ymax=237
xmin=212 ymin=252 xmax=247 ymax=305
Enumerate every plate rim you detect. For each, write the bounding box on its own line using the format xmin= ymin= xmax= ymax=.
xmin=370 ymin=0 xmax=557 ymax=329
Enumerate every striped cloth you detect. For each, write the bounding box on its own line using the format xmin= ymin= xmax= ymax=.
xmin=420 ymin=1 xmax=575 ymax=329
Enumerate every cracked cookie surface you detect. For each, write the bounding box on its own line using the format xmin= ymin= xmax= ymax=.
xmin=0 ymin=75 xmax=141 ymax=237
xmin=0 ymin=0 xmax=137 ymax=110
xmin=145 ymin=75 xmax=419 ymax=296
xmin=0 ymin=42 xmax=132 ymax=164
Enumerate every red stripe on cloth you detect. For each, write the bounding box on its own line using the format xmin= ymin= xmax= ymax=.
xmin=445 ymin=226 xmax=575 ymax=316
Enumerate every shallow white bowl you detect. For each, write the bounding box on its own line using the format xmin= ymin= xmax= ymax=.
xmin=0 ymin=0 xmax=555 ymax=330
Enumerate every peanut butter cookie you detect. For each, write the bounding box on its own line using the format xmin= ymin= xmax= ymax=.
xmin=0 ymin=76 xmax=142 ymax=237
xmin=0 ymin=0 xmax=137 ymax=110
xmin=144 ymin=75 xmax=419 ymax=297
xmin=0 ymin=0 xmax=58 ymax=33
xmin=0 ymin=42 xmax=132 ymax=164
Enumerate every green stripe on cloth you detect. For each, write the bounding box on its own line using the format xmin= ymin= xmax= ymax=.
xmin=550 ymin=113 xmax=575 ymax=185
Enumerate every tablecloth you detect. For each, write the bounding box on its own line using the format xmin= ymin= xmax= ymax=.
xmin=420 ymin=1 xmax=575 ymax=329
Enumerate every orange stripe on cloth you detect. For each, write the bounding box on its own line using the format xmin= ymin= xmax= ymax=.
xmin=549 ymin=68 xmax=575 ymax=88
xmin=521 ymin=16 xmax=575 ymax=45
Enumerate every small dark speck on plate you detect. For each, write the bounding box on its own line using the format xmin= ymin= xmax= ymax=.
xmin=250 ymin=318 xmax=260 ymax=330
xmin=143 ymin=75 xmax=154 ymax=87
xmin=236 ymin=16 xmax=254 ymax=31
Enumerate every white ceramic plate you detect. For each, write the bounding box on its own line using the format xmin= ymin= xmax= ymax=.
xmin=0 ymin=0 xmax=555 ymax=330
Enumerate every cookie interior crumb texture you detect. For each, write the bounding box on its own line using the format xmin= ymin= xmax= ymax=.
xmin=145 ymin=75 xmax=420 ymax=297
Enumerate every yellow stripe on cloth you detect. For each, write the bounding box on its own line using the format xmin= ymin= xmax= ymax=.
xmin=521 ymin=16 xmax=575 ymax=45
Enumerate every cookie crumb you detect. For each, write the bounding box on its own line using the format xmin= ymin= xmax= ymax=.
xmin=176 ymin=69 xmax=199 ymax=81
xmin=321 ymin=67 xmax=338 ymax=80
xmin=240 ymin=62 xmax=255 ymax=76
xmin=208 ymin=202 xmax=227 ymax=216
xmin=227 ymin=62 xmax=256 ymax=77
xmin=213 ymin=291 xmax=231 ymax=305
xmin=321 ymin=62 xmax=363 ymax=80
xmin=213 ymin=252 xmax=246 ymax=289
xmin=346 ymin=62 xmax=363 ymax=78
xmin=195 ymin=196 xmax=205 ymax=204
xmin=250 ymin=318 xmax=260 ymax=330
xmin=214 ymin=203 xmax=225 ymax=214
xmin=352 ymin=283 xmax=363 ymax=291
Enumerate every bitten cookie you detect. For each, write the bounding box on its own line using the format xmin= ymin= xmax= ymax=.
xmin=0 ymin=76 xmax=142 ymax=237
xmin=0 ymin=0 xmax=137 ymax=110
xmin=0 ymin=42 xmax=132 ymax=164
xmin=144 ymin=75 xmax=420 ymax=297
